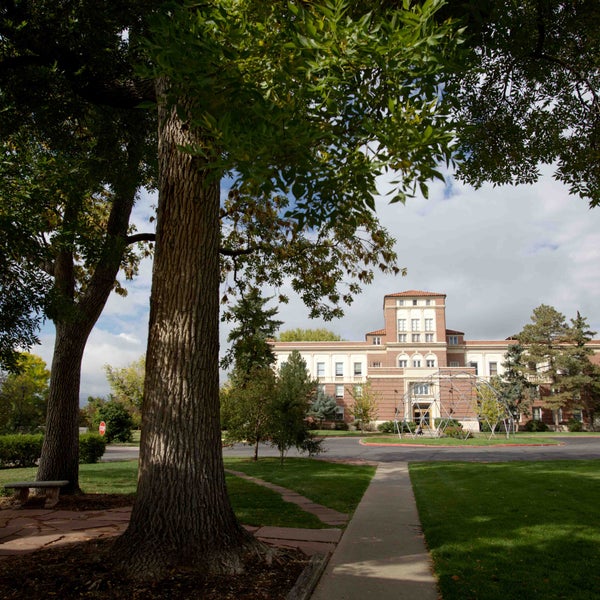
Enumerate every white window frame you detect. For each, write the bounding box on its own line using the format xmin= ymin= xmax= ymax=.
xmin=425 ymin=333 xmax=434 ymax=342
xmin=448 ymin=335 xmax=459 ymax=345
xmin=412 ymin=333 xmax=420 ymax=343
xmin=316 ymin=362 xmax=325 ymax=377
xmin=335 ymin=362 xmax=344 ymax=377
xmin=398 ymin=333 xmax=407 ymax=343
xmin=411 ymin=318 xmax=420 ymax=331
xmin=398 ymin=319 xmax=407 ymax=331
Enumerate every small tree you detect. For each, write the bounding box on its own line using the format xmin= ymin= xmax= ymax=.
xmin=476 ymin=378 xmax=507 ymax=437
xmin=104 ymin=356 xmax=145 ymax=429
xmin=308 ymin=392 xmax=338 ymax=428
xmin=90 ymin=399 xmax=134 ymax=444
xmin=348 ymin=381 xmax=380 ymax=432
xmin=270 ymin=350 xmax=319 ymax=464
xmin=221 ymin=367 xmax=276 ymax=462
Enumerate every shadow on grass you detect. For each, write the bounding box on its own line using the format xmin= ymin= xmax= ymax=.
xmin=410 ymin=460 xmax=600 ymax=600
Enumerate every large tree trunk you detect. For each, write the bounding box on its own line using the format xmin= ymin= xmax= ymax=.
xmin=113 ymin=82 xmax=262 ymax=578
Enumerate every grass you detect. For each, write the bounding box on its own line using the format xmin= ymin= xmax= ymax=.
xmin=0 ymin=457 xmax=374 ymax=528
xmin=223 ymin=457 xmax=375 ymax=515
xmin=410 ymin=460 xmax=600 ymax=600
xmin=369 ymin=434 xmax=561 ymax=446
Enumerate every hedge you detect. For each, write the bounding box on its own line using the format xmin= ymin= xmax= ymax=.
xmin=0 ymin=433 xmax=107 ymax=468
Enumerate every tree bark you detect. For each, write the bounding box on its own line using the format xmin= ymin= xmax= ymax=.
xmin=36 ymin=321 xmax=89 ymax=493
xmin=113 ymin=80 xmax=263 ymax=578
xmin=36 ymin=123 xmax=145 ymax=493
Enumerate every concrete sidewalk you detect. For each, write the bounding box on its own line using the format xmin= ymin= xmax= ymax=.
xmin=311 ymin=462 xmax=439 ymax=600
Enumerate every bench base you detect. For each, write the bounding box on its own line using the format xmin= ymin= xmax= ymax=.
xmin=4 ymin=481 xmax=69 ymax=508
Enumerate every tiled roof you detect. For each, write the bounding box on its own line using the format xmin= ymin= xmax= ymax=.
xmin=446 ymin=329 xmax=465 ymax=335
xmin=366 ymin=329 xmax=386 ymax=336
xmin=385 ymin=290 xmax=446 ymax=298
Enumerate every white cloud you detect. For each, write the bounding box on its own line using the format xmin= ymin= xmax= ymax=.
xmin=31 ymin=170 xmax=600 ymax=401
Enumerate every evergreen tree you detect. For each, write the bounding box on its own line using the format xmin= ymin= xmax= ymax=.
xmin=270 ymin=350 xmax=319 ymax=464
xmin=560 ymin=313 xmax=600 ymax=429
xmin=517 ymin=304 xmax=571 ymax=428
xmin=499 ymin=343 xmax=536 ymax=425
xmin=221 ymin=288 xmax=282 ymax=381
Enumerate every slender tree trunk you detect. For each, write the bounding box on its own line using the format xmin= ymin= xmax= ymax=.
xmin=113 ymin=82 xmax=263 ymax=578
xmin=36 ymin=128 xmax=143 ymax=492
xmin=36 ymin=321 xmax=90 ymax=493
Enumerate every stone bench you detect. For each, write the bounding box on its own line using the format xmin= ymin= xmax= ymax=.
xmin=4 ymin=480 xmax=69 ymax=508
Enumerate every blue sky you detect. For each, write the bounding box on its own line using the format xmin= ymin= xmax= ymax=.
xmin=33 ymin=166 xmax=600 ymax=402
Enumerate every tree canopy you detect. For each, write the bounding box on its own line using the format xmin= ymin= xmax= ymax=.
xmin=278 ymin=328 xmax=343 ymax=342
xmin=446 ymin=0 xmax=600 ymax=205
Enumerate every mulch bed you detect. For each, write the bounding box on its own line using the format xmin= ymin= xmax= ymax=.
xmin=0 ymin=494 xmax=310 ymax=599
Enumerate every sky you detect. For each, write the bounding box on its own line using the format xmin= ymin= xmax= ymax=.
xmin=32 ymin=166 xmax=600 ymax=402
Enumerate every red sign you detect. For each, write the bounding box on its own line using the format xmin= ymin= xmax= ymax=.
xmin=99 ymin=421 xmax=106 ymax=436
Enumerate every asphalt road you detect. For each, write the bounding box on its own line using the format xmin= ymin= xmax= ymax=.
xmin=103 ymin=436 xmax=600 ymax=463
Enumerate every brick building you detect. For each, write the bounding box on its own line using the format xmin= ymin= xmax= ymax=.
xmin=271 ymin=290 xmax=600 ymax=430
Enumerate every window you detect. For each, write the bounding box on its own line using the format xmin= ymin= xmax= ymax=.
xmin=449 ymin=361 xmax=459 ymax=367
xmin=398 ymin=319 xmax=407 ymax=331
xmin=413 ymin=359 xmax=421 ymax=368
xmin=398 ymin=359 xmax=408 ymax=368
xmin=411 ymin=318 xmax=420 ymax=331
xmin=426 ymin=299 xmax=431 ymax=306
xmin=425 ymin=333 xmax=434 ymax=342
xmin=412 ymin=299 xmax=417 ymax=306
xmin=448 ymin=335 xmax=459 ymax=345
xmin=354 ymin=385 xmax=363 ymax=397
xmin=372 ymin=361 xmax=382 ymax=368
xmin=398 ymin=299 xmax=404 ymax=306
xmin=572 ymin=410 xmax=583 ymax=422
xmin=532 ymin=407 xmax=542 ymax=420
xmin=412 ymin=334 xmax=420 ymax=343
xmin=426 ymin=359 xmax=435 ymax=367
xmin=353 ymin=362 xmax=362 ymax=376
xmin=413 ymin=383 xmax=429 ymax=395
xmin=335 ymin=362 xmax=344 ymax=377
xmin=335 ymin=406 xmax=345 ymax=421
xmin=489 ymin=362 xmax=498 ymax=376
xmin=335 ymin=385 xmax=344 ymax=398
xmin=398 ymin=334 xmax=407 ymax=343
xmin=372 ymin=336 xmax=381 ymax=345
xmin=468 ymin=361 xmax=478 ymax=375
xmin=316 ymin=362 xmax=325 ymax=377
xmin=424 ymin=318 xmax=433 ymax=331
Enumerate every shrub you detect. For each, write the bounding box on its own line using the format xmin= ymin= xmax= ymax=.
xmin=79 ymin=433 xmax=107 ymax=464
xmin=443 ymin=426 xmax=473 ymax=439
xmin=523 ymin=419 xmax=549 ymax=432
xmin=93 ymin=400 xmax=134 ymax=443
xmin=567 ymin=419 xmax=584 ymax=432
xmin=435 ymin=418 xmax=462 ymax=428
xmin=0 ymin=434 xmax=43 ymax=468
xmin=377 ymin=421 xmax=396 ymax=433
xmin=334 ymin=421 xmax=349 ymax=431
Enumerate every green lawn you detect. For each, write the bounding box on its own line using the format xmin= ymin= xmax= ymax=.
xmin=410 ymin=460 xmax=600 ymax=600
xmin=369 ymin=434 xmax=562 ymax=446
xmin=0 ymin=457 xmax=374 ymax=528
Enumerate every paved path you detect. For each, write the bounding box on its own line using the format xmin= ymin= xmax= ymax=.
xmin=312 ymin=462 xmax=437 ymax=600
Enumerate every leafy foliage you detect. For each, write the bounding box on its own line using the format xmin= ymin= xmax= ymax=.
xmin=348 ymin=380 xmax=380 ymax=431
xmin=79 ymin=433 xmax=107 ymax=464
xmin=104 ymin=357 xmax=145 ymax=428
xmin=0 ymin=354 xmax=49 ymax=434
xmin=448 ymin=0 xmax=600 ymax=205
xmin=88 ymin=399 xmax=134 ymax=444
xmin=279 ymin=329 xmax=342 ymax=342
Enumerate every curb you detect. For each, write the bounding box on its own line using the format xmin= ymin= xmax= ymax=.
xmin=286 ymin=552 xmax=331 ymax=600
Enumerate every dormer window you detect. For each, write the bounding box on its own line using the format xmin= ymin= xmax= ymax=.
xmin=373 ymin=336 xmax=381 ymax=345
xmin=448 ymin=335 xmax=459 ymax=345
